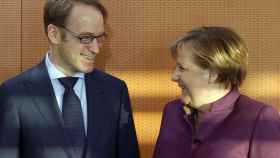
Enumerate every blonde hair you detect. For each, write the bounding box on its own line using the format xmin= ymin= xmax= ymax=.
xmin=170 ymin=26 xmax=248 ymax=88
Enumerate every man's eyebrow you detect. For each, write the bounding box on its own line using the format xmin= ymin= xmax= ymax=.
xmin=78 ymin=32 xmax=105 ymax=36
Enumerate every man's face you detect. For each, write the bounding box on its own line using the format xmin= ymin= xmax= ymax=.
xmin=52 ymin=3 xmax=105 ymax=76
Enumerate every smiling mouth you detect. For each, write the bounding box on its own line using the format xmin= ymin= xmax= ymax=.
xmin=81 ymin=53 xmax=95 ymax=61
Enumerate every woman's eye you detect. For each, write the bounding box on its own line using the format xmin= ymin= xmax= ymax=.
xmin=179 ymin=66 xmax=185 ymax=71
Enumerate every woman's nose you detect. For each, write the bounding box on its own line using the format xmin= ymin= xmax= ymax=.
xmin=171 ymin=69 xmax=179 ymax=82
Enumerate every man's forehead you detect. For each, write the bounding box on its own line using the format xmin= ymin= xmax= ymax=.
xmin=66 ymin=6 xmax=104 ymax=33
xmin=68 ymin=3 xmax=104 ymax=24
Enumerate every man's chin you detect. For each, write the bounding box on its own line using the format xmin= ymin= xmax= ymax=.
xmin=79 ymin=66 xmax=95 ymax=74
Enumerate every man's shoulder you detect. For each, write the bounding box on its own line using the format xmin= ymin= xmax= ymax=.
xmin=1 ymin=63 xmax=42 ymax=88
xmin=90 ymin=69 xmax=122 ymax=80
xmin=87 ymin=69 xmax=126 ymax=86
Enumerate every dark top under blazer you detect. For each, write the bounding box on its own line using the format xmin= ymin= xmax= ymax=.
xmin=0 ymin=60 xmax=140 ymax=158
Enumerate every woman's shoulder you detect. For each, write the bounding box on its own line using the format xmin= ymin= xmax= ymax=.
xmin=165 ymin=99 xmax=183 ymax=107
xmin=237 ymin=94 xmax=279 ymax=118
xmin=238 ymin=95 xmax=276 ymax=109
xmin=162 ymin=99 xmax=184 ymax=113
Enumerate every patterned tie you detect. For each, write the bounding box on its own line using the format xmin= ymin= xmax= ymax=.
xmin=59 ymin=77 xmax=85 ymax=157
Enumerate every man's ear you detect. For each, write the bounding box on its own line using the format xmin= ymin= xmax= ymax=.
xmin=47 ymin=24 xmax=61 ymax=44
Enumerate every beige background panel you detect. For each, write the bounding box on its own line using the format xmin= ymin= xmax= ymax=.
xmin=0 ymin=0 xmax=279 ymax=158
xmin=22 ymin=0 xmax=47 ymax=70
xmin=0 ymin=0 xmax=21 ymax=82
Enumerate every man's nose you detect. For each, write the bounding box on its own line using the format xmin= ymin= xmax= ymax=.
xmin=87 ymin=39 xmax=100 ymax=54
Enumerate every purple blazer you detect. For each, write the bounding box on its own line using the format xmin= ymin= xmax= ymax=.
xmin=153 ymin=90 xmax=280 ymax=158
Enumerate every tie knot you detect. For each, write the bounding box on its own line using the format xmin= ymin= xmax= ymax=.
xmin=59 ymin=77 xmax=78 ymax=89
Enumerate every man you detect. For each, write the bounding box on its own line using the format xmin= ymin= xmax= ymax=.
xmin=0 ymin=1 xmax=139 ymax=158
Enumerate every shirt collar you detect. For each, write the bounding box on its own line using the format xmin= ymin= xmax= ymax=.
xmin=45 ymin=51 xmax=85 ymax=79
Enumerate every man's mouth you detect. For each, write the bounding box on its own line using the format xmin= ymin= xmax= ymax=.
xmin=81 ymin=53 xmax=95 ymax=61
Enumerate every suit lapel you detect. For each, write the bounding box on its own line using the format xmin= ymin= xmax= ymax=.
xmin=85 ymin=71 xmax=106 ymax=146
xmin=25 ymin=62 xmax=63 ymax=127
xmin=24 ymin=61 xmax=75 ymax=158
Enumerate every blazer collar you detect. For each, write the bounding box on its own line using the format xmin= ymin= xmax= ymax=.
xmin=25 ymin=61 xmax=63 ymax=127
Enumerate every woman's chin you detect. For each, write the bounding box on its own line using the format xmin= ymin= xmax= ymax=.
xmin=180 ymin=93 xmax=191 ymax=105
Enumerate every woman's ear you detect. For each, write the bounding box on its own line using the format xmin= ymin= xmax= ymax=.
xmin=47 ymin=24 xmax=61 ymax=44
xmin=207 ymin=71 xmax=218 ymax=83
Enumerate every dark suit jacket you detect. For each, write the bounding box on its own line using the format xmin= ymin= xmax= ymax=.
xmin=153 ymin=92 xmax=280 ymax=158
xmin=0 ymin=61 xmax=139 ymax=158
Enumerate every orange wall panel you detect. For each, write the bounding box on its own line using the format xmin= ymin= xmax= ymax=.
xmin=0 ymin=1 xmax=279 ymax=157
xmin=0 ymin=0 xmax=21 ymax=83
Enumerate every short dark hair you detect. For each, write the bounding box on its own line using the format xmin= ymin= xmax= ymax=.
xmin=43 ymin=0 xmax=107 ymax=34
xmin=170 ymin=26 xmax=248 ymax=88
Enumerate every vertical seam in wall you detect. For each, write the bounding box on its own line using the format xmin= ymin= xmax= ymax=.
xmin=20 ymin=0 xmax=22 ymax=72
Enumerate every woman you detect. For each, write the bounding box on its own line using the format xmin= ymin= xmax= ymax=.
xmin=153 ymin=26 xmax=280 ymax=158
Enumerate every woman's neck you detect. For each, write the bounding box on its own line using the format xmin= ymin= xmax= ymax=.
xmin=190 ymin=87 xmax=231 ymax=110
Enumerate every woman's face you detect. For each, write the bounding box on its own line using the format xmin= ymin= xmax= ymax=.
xmin=171 ymin=43 xmax=212 ymax=104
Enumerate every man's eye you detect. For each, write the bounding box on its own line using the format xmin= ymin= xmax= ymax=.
xmin=80 ymin=37 xmax=93 ymax=43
